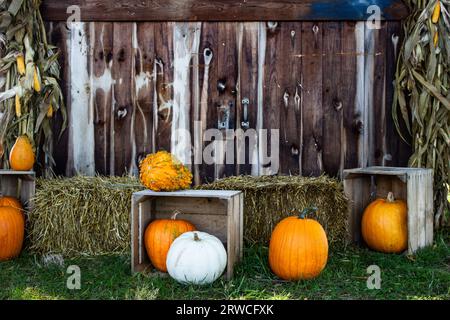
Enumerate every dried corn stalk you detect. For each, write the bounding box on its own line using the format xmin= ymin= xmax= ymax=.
xmin=394 ymin=0 xmax=450 ymax=228
xmin=392 ymin=0 xmax=450 ymax=227
xmin=0 ymin=0 xmax=66 ymax=172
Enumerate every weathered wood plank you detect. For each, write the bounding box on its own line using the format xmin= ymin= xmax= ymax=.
xmin=42 ymin=0 xmax=410 ymax=22
xmin=216 ymin=22 xmax=237 ymax=179
xmin=131 ymin=23 xmax=155 ymax=174
xmin=341 ymin=22 xmax=359 ymax=171
xmin=46 ymin=22 xmax=70 ymax=176
xmin=385 ymin=21 xmax=411 ymax=167
xmin=199 ymin=22 xmax=220 ymax=182
xmin=354 ymin=21 xmax=368 ymax=168
xmin=372 ymin=22 xmax=388 ymax=166
xmin=154 ymin=22 xmax=174 ymax=153
xmin=322 ymin=22 xmax=342 ymax=177
xmin=301 ymin=22 xmax=323 ymax=176
xmin=68 ymin=22 xmax=95 ymax=175
xmin=279 ymin=22 xmax=302 ymax=176
xmin=236 ymin=23 xmax=259 ymax=176
xmin=91 ymin=22 xmax=114 ymax=175
xmin=172 ymin=23 xmax=201 ymax=167
xmin=261 ymin=22 xmax=282 ymax=176
xmin=112 ymin=23 xmax=133 ymax=176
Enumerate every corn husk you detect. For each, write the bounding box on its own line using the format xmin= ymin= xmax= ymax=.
xmin=393 ymin=0 xmax=450 ymax=227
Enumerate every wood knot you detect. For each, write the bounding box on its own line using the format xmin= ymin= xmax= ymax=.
xmin=116 ymin=106 xmax=128 ymax=119
xmin=332 ymin=99 xmax=343 ymax=111
xmin=117 ymin=49 xmax=126 ymax=62
xmin=291 ymin=144 xmax=299 ymax=156
xmin=353 ymin=119 xmax=364 ymax=133
xmin=217 ymin=79 xmax=226 ymax=93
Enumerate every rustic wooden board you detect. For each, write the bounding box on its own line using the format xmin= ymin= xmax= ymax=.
xmin=372 ymin=22 xmax=388 ymax=166
xmin=216 ymin=22 xmax=238 ymax=179
xmin=112 ymin=23 xmax=133 ymax=176
xmin=322 ymin=22 xmax=343 ymax=178
xmin=153 ymin=22 xmax=174 ymax=153
xmin=262 ymin=22 xmax=282 ymax=176
xmin=132 ymin=23 xmax=155 ymax=175
xmin=235 ymin=23 xmax=259 ymax=176
xmin=341 ymin=22 xmax=359 ymax=171
xmin=385 ymin=21 xmax=411 ymax=167
xmin=199 ymin=22 xmax=219 ymax=183
xmin=301 ymin=22 xmax=323 ymax=177
xmin=42 ymin=0 xmax=409 ymax=22
xmin=46 ymin=22 xmax=71 ymax=176
xmin=92 ymin=22 xmax=114 ymax=175
xmin=278 ymin=22 xmax=302 ymax=176
xmin=47 ymin=21 xmax=410 ymax=182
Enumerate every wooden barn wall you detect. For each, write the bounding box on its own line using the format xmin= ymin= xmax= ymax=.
xmin=46 ymin=21 xmax=410 ymax=183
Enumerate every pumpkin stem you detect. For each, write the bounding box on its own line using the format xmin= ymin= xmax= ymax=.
xmin=193 ymin=232 xmax=200 ymax=241
xmin=386 ymin=192 xmax=395 ymax=203
xmin=298 ymin=207 xmax=318 ymax=219
xmin=171 ymin=210 xmax=182 ymax=220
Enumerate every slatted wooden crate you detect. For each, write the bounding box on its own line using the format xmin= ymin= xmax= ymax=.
xmin=343 ymin=167 xmax=433 ymax=254
xmin=0 ymin=170 xmax=36 ymax=211
xmin=131 ymin=189 xmax=243 ymax=279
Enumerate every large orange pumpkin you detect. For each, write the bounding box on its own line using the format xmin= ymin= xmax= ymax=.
xmin=0 ymin=206 xmax=25 ymax=261
xmin=144 ymin=211 xmax=196 ymax=272
xmin=361 ymin=192 xmax=407 ymax=253
xmin=0 ymin=196 xmax=23 ymax=211
xmin=9 ymin=135 xmax=35 ymax=171
xmin=269 ymin=208 xmax=328 ymax=280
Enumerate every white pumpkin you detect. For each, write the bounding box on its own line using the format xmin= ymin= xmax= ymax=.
xmin=166 ymin=231 xmax=227 ymax=285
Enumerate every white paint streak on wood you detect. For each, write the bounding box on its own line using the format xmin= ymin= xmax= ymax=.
xmin=172 ymin=22 xmax=201 ymax=167
xmin=152 ymin=59 xmax=159 ymax=154
xmin=129 ymin=23 xmax=153 ymax=176
xmin=192 ymin=23 xmax=201 ymax=185
xmin=235 ymin=23 xmax=244 ymax=176
xmin=355 ymin=22 xmax=367 ymax=168
xmin=364 ymin=25 xmax=375 ymax=167
xmin=253 ymin=22 xmax=266 ymax=176
xmin=89 ymin=23 xmax=115 ymax=175
xmin=68 ymin=22 xmax=95 ymax=175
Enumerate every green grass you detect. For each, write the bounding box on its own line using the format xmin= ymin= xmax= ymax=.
xmin=1 ymin=231 xmax=449 ymax=300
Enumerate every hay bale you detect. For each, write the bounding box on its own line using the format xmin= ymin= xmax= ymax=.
xmin=197 ymin=175 xmax=349 ymax=246
xmin=28 ymin=176 xmax=143 ymax=256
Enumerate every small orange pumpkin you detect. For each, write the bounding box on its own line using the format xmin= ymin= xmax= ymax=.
xmin=144 ymin=211 xmax=196 ymax=272
xmin=0 ymin=196 xmax=23 ymax=211
xmin=269 ymin=208 xmax=329 ymax=280
xmin=0 ymin=206 xmax=25 ymax=261
xmin=361 ymin=192 xmax=407 ymax=253
xmin=9 ymin=135 xmax=35 ymax=171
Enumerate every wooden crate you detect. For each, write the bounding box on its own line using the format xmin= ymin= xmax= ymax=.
xmin=0 ymin=170 xmax=35 ymax=211
xmin=131 ymin=190 xmax=243 ymax=279
xmin=343 ymin=167 xmax=433 ymax=254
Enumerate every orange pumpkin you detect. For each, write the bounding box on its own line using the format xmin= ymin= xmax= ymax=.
xmin=269 ymin=208 xmax=328 ymax=280
xmin=0 ymin=196 xmax=23 ymax=211
xmin=361 ymin=192 xmax=407 ymax=253
xmin=0 ymin=206 xmax=25 ymax=261
xmin=144 ymin=211 xmax=196 ymax=272
xmin=9 ymin=135 xmax=35 ymax=171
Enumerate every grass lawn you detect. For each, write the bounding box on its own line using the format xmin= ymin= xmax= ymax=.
xmin=1 ymin=231 xmax=449 ymax=300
